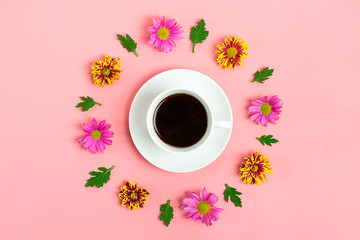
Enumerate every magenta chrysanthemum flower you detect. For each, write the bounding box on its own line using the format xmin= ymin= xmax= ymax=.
xmin=79 ymin=118 xmax=114 ymax=154
xmin=248 ymin=95 xmax=284 ymax=127
xmin=147 ymin=16 xmax=184 ymax=53
xmin=181 ymin=187 xmax=224 ymax=227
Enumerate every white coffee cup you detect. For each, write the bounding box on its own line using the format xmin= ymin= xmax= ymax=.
xmin=146 ymin=88 xmax=231 ymax=153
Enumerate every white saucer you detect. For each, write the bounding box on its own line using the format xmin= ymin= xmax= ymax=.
xmin=129 ymin=69 xmax=233 ymax=173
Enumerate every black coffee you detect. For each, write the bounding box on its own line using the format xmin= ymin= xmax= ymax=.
xmin=153 ymin=93 xmax=208 ymax=148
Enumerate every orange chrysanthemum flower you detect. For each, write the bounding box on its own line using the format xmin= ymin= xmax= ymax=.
xmin=239 ymin=152 xmax=273 ymax=185
xmin=118 ymin=181 xmax=150 ymax=210
xmin=216 ymin=36 xmax=248 ymax=70
xmin=90 ymin=55 xmax=122 ymax=87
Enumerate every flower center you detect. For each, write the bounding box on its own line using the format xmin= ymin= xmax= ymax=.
xmin=251 ymin=165 xmax=259 ymax=172
xmin=130 ymin=192 xmax=137 ymax=200
xmin=91 ymin=130 xmax=102 ymax=140
xmin=157 ymin=27 xmax=170 ymax=40
xmin=197 ymin=201 xmax=211 ymax=215
xmin=260 ymin=103 xmax=272 ymax=115
xmin=227 ymin=47 xmax=238 ymax=58
xmin=102 ymin=68 xmax=110 ymax=76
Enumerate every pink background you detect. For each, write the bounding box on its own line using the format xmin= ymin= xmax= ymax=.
xmin=1 ymin=0 xmax=359 ymax=239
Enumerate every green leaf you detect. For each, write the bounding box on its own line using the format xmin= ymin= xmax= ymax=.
xmin=252 ymin=67 xmax=274 ymax=83
xmin=224 ymin=184 xmax=242 ymax=207
xmin=117 ymin=34 xmax=139 ymax=57
xmin=256 ymin=135 xmax=279 ymax=146
xmin=75 ymin=96 xmax=101 ymax=112
xmin=85 ymin=165 xmax=115 ymax=188
xmin=190 ymin=19 xmax=209 ymax=53
xmin=159 ymin=200 xmax=174 ymax=227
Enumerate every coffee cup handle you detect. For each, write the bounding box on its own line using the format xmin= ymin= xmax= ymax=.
xmin=213 ymin=121 xmax=231 ymax=129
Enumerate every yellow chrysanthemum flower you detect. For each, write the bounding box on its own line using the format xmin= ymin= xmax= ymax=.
xmin=118 ymin=181 xmax=150 ymax=210
xmin=216 ymin=36 xmax=249 ymax=70
xmin=239 ymin=152 xmax=273 ymax=185
xmin=90 ymin=55 xmax=122 ymax=87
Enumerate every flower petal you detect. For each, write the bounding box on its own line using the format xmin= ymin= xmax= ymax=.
xmin=270 ymin=112 xmax=280 ymax=120
xmin=98 ymin=119 xmax=106 ymax=130
xmin=251 ymin=99 xmax=264 ymax=106
xmin=158 ymin=40 xmax=165 ymax=52
xmin=95 ymin=141 xmax=102 ymax=153
xmin=154 ymin=38 xmax=160 ymax=48
xmin=102 ymin=124 xmax=112 ymax=131
xmin=261 ymin=96 xmax=268 ymax=103
xmin=165 ymin=18 xmax=177 ymax=28
xmin=185 ymin=211 xmax=198 ymax=219
xmin=149 ymin=33 xmax=158 ymax=40
xmin=250 ymin=113 xmax=261 ymax=121
xmin=206 ymin=193 xmax=218 ymax=205
xmin=268 ymin=114 xmax=277 ymax=124
xmin=147 ymin=26 xmax=157 ymax=34
xmin=96 ymin=140 xmax=105 ymax=153
xmin=79 ymin=134 xmax=91 ymax=144
xmin=102 ymin=138 xmax=112 ymax=145
xmin=152 ymin=18 xmax=161 ymax=29
xmin=200 ymin=187 xmax=208 ymax=201
xmin=248 ymin=106 xmax=260 ymax=112
xmin=160 ymin=16 xmax=166 ymax=26
xmin=169 ymin=33 xmax=184 ymax=40
xmin=167 ymin=38 xmax=176 ymax=47
xmin=192 ymin=212 xmax=201 ymax=221
xmin=268 ymin=95 xmax=278 ymax=104
xmin=91 ymin=118 xmax=98 ymax=130
xmin=202 ymin=214 xmax=212 ymax=226
xmin=164 ymin=41 xmax=171 ymax=53
xmin=83 ymin=123 xmax=92 ymax=133
xmin=182 ymin=206 xmax=197 ymax=212
xmin=101 ymin=131 xmax=114 ymax=138
xmin=83 ymin=137 xmax=95 ymax=149
xmin=260 ymin=115 xmax=268 ymax=126
xmin=89 ymin=141 xmax=97 ymax=154
xmin=148 ymin=37 xmax=156 ymax=45
xmin=182 ymin=197 xmax=197 ymax=207
xmin=212 ymin=207 xmax=224 ymax=213
xmin=187 ymin=191 xmax=200 ymax=202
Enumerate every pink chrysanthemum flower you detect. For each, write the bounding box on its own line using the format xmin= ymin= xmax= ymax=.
xmin=147 ymin=16 xmax=184 ymax=52
xmin=79 ymin=118 xmax=114 ymax=154
xmin=248 ymin=95 xmax=284 ymax=127
xmin=181 ymin=187 xmax=224 ymax=227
